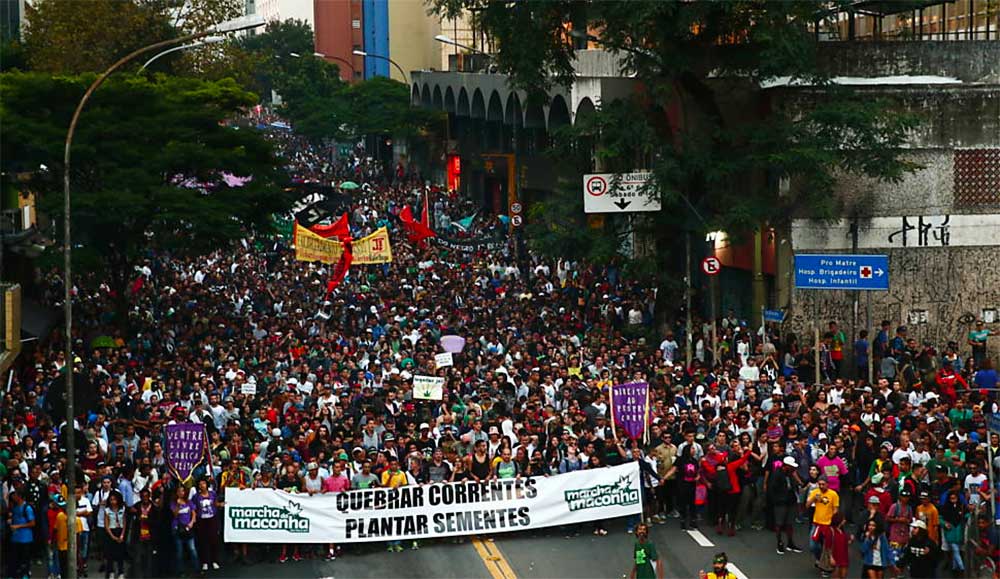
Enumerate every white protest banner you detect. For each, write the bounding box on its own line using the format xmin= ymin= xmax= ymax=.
xmin=240 ymin=383 xmax=257 ymax=395
xmin=224 ymin=462 xmax=641 ymax=543
xmin=434 ymin=352 xmax=454 ymax=368
xmin=412 ymin=375 xmax=444 ymax=400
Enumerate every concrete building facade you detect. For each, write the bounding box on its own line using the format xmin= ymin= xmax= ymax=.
xmin=781 ymin=41 xmax=1000 ymax=359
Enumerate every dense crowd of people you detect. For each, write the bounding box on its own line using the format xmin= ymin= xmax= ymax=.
xmin=2 ymin=118 xmax=999 ymax=579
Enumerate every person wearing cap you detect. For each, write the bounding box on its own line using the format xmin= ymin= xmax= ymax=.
xmin=767 ymin=456 xmax=803 ymax=555
xmin=915 ymin=490 xmax=940 ymax=546
xmin=897 ymin=518 xmax=940 ymax=577
xmin=380 ymin=457 xmax=409 ymax=552
xmin=886 ymin=488 xmax=914 ymax=564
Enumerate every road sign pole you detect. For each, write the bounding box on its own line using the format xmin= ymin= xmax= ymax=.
xmin=814 ymin=295 xmax=821 ymax=385
xmin=867 ymin=291 xmax=874 ymax=384
xmin=711 ymin=274 xmax=718 ymax=369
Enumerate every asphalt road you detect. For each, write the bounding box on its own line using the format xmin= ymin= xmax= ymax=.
xmin=220 ymin=517 xmax=860 ymax=578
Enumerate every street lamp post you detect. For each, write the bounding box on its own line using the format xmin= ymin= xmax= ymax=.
xmin=60 ymin=18 xmax=263 ymax=579
xmin=352 ymin=49 xmax=408 ymax=84
xmin=434 ymin=34 xmax=494 ymax=72
xmin=139 ymin=36 xmax=226 ymax=71
xmin=289 ymin=51 xmax=356 ymax=78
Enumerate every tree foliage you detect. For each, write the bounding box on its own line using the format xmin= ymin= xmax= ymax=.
xmin=0 ymin=72 xmax=288 ymax=317
xmin=24 ymin=0 xmax=176 ymax=74
xmin=430 ymin=0 xmax=920 ymax=248
xmin=23 ymin=0 xmax=246 ymax=76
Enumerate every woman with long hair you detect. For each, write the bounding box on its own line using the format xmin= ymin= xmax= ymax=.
xmin=193 ymin=478 xmax=223 ymax=572
xmin=171 ymin=484 xmax=200 ymax=576
xmin=103 ymin=490 xmax=127 ymax=579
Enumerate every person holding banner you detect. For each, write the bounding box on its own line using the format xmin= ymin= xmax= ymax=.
xmin=381 ymin=457 xmax=410 ymax=552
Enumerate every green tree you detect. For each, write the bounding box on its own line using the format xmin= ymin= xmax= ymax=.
xmin=0 ymin=71 xmax=288 ymax=322
xmin=24 ymin=0 xmax=176 ymax=74
xmin=23 ymin=0 xmax=245 ymax=76
xmin=237 ymin=18 xmax=317 ymax=101
xmin=431 ymin=0 xmax=920 ymax=327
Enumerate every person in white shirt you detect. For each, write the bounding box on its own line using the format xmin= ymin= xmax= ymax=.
xmin=659 ymin=333 xmax=679 ymax=364
xmin=739 ymin=358 xmax=761 ymax=383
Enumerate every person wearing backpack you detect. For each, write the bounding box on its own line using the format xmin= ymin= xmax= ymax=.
xmin=8 ymin=489 xmax=36 ymax=579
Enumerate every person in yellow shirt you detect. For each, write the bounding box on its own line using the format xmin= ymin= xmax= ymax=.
xmin=916 ymin=490 xmax=940 ymax=544
xmin=381 ymin=457 xmax=409 ymax=552
xmin=806 ymin=477 xmax=840 ymax=564
xmin=52 ymin=494 xmax=83 ymax=577
xmin=699 ymin=552 xmax=738 ymax=579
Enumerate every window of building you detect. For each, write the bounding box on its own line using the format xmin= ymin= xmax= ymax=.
xmin=954 ymin=148 xmax=1000 ymax=206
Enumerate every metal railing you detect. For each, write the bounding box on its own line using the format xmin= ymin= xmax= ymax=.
xmin=964 ymin=502 xmax=999 ymax=579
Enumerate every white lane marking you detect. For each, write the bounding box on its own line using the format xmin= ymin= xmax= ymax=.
xmin=728 ymin=564 xmax=750 ymax=579
xmin=686 ymin=529 xmax=715 ymax=547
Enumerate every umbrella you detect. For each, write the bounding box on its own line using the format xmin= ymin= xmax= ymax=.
xmin=440 ymin=335 xmax=466 ymax=354
xmin=90 ymin=336 xmax=116 ymax=348
xmin=339 ymin=181 xmax=360 ymax=190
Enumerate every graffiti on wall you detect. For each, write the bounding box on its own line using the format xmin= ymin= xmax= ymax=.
xmin=788 ymin=247 xmax=1000 ymax=354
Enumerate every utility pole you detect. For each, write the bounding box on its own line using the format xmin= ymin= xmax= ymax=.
xmin=686 ymin=231 xmax=693 ymax=367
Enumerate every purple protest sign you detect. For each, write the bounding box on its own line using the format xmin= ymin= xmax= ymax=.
xmin=610 ymin=381 xmax=650 ymax=441
xmin=165 ymin=423 xmax=208 ymax=482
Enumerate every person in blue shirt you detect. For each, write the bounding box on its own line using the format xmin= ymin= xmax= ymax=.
xmin=855 ymin=330 xmax=870 ymax=379
xmin=7 ymin=490 xmax=35 ymax=579
xmin=974 ymin=359 xmax=999 ymax=392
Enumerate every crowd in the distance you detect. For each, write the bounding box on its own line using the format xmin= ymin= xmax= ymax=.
xmin=2 ymin=118 xmax=999 ymax=579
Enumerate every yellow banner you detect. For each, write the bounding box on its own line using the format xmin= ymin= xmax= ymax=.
xmin=294 ymin=225 xmax=393 ymax=264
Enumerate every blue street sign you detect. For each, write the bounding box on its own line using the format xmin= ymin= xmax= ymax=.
xmin=794 ymin=254 xmax=889 ymax=291
xmin=763 ymin=309 xmax=786 ymax=323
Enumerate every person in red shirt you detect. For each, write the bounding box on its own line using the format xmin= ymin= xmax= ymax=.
xmin=935 ymin=366 xmax=967 ymax=403
xmin=714 ymin=444 xmax=752 ymax=537
xmin=821 ymin=512 xmax=852 ymax=578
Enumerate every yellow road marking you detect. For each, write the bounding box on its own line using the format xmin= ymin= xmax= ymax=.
xmin=472 ymin=536 xmax=517 ymax=579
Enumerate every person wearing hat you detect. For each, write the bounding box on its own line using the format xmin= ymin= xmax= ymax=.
xmin=886 ymin=488 xmax=914 ymax=564
xmin=915 ymin=490 xmax=940 ymax=546
xmin=897 ymin=519 xmax=940 ymax=578
xmin=51 ymin=493 xmax=82 ymax=579
xmin=767 ymin=456 xmax=804 ymax=555
xmin=380 ymin=457 xmax=409 ymax=552
xmin=863 ymin=473 xmax=893 ymax=518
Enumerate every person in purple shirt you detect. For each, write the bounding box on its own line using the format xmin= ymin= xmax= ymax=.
xmin=816 ymin=445 xmax=848 ymax=494
xmin=171 ymin=485 xmax=200 ymax=576
xmin=193 ymin=477 xmax=224 ymax=572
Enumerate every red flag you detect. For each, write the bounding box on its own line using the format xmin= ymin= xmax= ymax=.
xmin=130 ymin=276 xmax=145 ymax=295
xmin=399 ymin=205 xmax=435 ymax=246
xmin=309 ymin=213 xmax=349 ymax=239
xmin=421 ymin=191 xmax=431 ymax=228
xmin=325 ymin=240 xmax=353 ymax=295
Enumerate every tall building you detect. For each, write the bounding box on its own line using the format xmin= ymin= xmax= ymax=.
xmin=313 ymin=0 xmax=442 ymax=83
xmin=257 ymin=0 xmax=314 ymax=29
xmin=0 ymin=0 xmax=23 ymax=43
xmin=314 ymin=0 xmax=364 ymax=82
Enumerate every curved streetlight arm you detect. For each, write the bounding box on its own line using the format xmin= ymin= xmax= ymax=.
xmin=434 ymin=34 xmax=485 ymax=56
xmin=140 ymin=37 xmax=225 ymax=71
xmin=353 ymin=50 xmax=408 ymax=84
xmin=60 ymin=18 xmax=262 ymax=579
